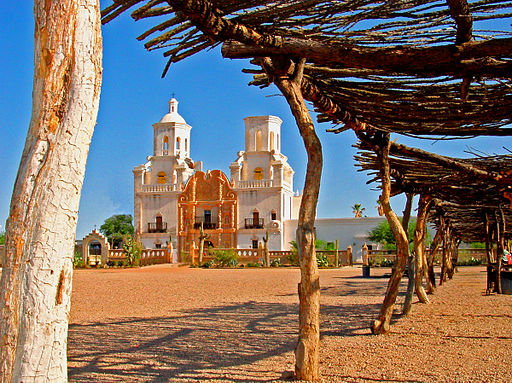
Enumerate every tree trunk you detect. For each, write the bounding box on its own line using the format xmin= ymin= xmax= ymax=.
xmin=0 ymin=1 xmax=102 ymax=381
xmin=263 ymin=231 xmax=270 ymax=267
xmin=495 ymin=212 xmax=503 ymax=294
xmin=413 ymin=195 xmax=431 ymax=304
xmin=402 ymin=193 xmax=415 ymax=316
xmin=426 ymin=229 xmax=442 ymax=294
xmin=371 ymin=133 xmax=410 ymax=335
xmin=198 ymin=223 xmax=206 ymax=265
xmin=266 ymin=57 xmax=322 ymax=381
xmin=440 ymin=219 xmax=453 ymax=285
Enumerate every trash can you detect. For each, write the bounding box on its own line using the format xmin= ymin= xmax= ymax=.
xmin=362 ymin=265 xmax=371 ymax=277
xmin=501 ymin=271 xmax=512 ymax=294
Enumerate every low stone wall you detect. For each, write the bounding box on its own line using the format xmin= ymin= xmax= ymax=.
xmin=189 ymin=247 xmax=353 ymax=266
xmin=366 ymin=248 xmax=488 ymax=266
xmin=108 ymin=248 xmax=171 ymax=266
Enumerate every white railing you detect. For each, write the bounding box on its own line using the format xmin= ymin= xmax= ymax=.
xmin=236 ymin=179 xmax=273 ymax=189
xmin=140 ymin=183 xmax=178 ymax=193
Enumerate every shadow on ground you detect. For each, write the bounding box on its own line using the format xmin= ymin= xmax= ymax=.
xmin=68 ymin=272 xmax=397 ymax=382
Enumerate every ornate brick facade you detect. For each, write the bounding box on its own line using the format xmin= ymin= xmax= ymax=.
xmin=177 ymin=170 xmax=238 ymax=258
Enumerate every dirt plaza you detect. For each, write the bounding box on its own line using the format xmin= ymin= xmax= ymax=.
xmin=68 ymin=265 xmax=512 ymax=382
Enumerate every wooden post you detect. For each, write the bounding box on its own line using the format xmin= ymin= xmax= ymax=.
xmin=263 ymin=56 xmax=322 ymax=381
xmin=335 ymin=239 xmax=339 ymax=267
xmin=402 ymin=193 xmax=416 ymax=315
xmin=413 ymin=194 xmax=431 ymax=304
xmin=370 ymin=132 xmax=410 ymax=335
xmin=263 ymin=231 xmax=270 ymax=267
xmin=362 ymin=243 xmax=370 ymax=277
xmin=198 ymin=222 xmax=208 ymax=266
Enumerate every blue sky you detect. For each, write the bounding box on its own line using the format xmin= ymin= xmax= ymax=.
xmin=1 ymin=2 xmax=511 ymax=239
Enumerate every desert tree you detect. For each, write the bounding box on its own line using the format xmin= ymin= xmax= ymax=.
xmin=0 ymin=0 xmax=102 ymax=381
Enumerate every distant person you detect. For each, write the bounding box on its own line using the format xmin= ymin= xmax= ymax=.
xmin=502 ymin=249 xmax=512 ymax=265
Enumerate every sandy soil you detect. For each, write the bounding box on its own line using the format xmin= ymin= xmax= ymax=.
xmin=68 ymin=265 xmax=512 ymax=382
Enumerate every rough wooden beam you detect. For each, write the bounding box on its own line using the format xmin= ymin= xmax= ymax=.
xmin=166 ymin=0 xmax=282 ymax=47
xmin=222 ymin=37 xmax=512 ymax=77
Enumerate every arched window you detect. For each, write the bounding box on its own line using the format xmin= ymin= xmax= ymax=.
xmin=185 ymin=138 xmax=188 ymax=153
xmin=176 ymin=137 xmax=181 ymax=150
xmin=271 ymin=210 xmax=277 ymax=220
xmin=256 ymin=130 xmax=263 ymax=151
xmin=270 ymin=131 xmax=275 ymax=151
xmin=254 ymin=167 xmax=263 ymax=180
xmin=157 ymin=171 xmax=167 ymax=184
xmin=163 ymin=136 xmax=169 ymax=155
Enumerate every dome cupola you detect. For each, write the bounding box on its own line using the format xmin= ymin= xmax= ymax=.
xmin=159 ymin=98 xmax=186 ymax=124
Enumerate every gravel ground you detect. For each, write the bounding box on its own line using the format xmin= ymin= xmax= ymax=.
xmin=68 ymin=265 xmax=512 ymax=382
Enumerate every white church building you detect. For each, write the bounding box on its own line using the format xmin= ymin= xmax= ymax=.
xmin=133 ymin=98 xmax=383 ymax=259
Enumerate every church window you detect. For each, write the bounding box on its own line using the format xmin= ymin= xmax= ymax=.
xmin=185 ymin=138 xmax=188 ymax=153
xmin=157 ymin=171 xmax=167 ymax=184
xmin=271 ymin=210 xmax=277 ymax=220
xmin=256 ymin=130 xmax=263 ymax=151
xmin=163 ymin=136 xmax=169 ymax=155
xmin=252 ymin=239 xmax=259 ymax=249
xmin=254 ymin=167 xmax=263 ymax=180
xmin=270 ymin=131 xmax=275 ymax=151
xmin=176 ymin=137 xmax=181 ymax=150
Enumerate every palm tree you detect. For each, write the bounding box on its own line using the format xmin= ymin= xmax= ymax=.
xmin=376 ymin=200 xmax=384 ymax=216
xmin=352 ymin=203 xmax=366 ymax=218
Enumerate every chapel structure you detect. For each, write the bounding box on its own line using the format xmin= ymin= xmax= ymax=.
xmin=133 ymin=98 xmax=301 ymax=256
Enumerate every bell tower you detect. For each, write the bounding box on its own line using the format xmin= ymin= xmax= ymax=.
xmin=153 ymin=98 xmax=192 ymax=159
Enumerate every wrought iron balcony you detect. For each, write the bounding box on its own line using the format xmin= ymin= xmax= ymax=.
xmin=194 ymin=217 xmax=218 ymax=230
xmin=147 ymin=222 xmax=167 ymax=233
xmin=244 ymin=218 xmax=264 ymax=229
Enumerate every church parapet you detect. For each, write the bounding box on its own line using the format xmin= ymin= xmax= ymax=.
xmin=235 ymin=179 xmax=273 ymax=189
xmin=140 ymin=183 xmax=180 ymax=193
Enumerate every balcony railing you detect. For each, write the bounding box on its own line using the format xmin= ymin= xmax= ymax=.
xmin=140 ymin=183 xmax=178 ymax=193
xmin=148 ymin=222 xmax=167 ymax=233
xmin=194 ymin=217 xmax=218 ymax=230
xmin=236 ymin=179 xmax=273 ymax=189
xmin=244 ymin=218 xmax=264 ymax=229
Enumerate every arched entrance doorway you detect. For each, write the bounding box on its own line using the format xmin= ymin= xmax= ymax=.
xmin=89 ymin=241 xmax=102 ymax=265
xmin=81 ymin=229 xmax=110 ymax=266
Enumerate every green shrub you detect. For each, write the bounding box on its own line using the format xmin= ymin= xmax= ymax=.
xmin=457 ymin=257 xmax=483 ymax=266
xmin=246 ymin=262 xmax=262 ymax=268
xmin=73 ymin=252 xmax=85 ymax=268
xmin=213 ymin=249 xmax=239 ymax=267
xmin=369 ymin=257 xmax=395 ymax=267
xmin=317 ymin=254 xmax=329 ymax=268
xmin=286 ymin=250 xmax=299 ymax=266
xmin=270 ymin=258 xmax=282 ymax=267
xmin=122 ymin=235 xmax=142 ymax=267
xmin=200 ymin=260 xmax=214 ymax=268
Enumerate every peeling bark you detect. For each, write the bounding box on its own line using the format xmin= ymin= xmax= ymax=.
xmin=0 ymin=1 xmax=102 ymax=381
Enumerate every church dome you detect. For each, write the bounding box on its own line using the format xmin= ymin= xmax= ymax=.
xmin=159 ymin=98 xmax=186 ymax=124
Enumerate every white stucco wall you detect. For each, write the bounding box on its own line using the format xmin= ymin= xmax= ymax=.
xmin=283 ymin=217 xmax=387 ymax=261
